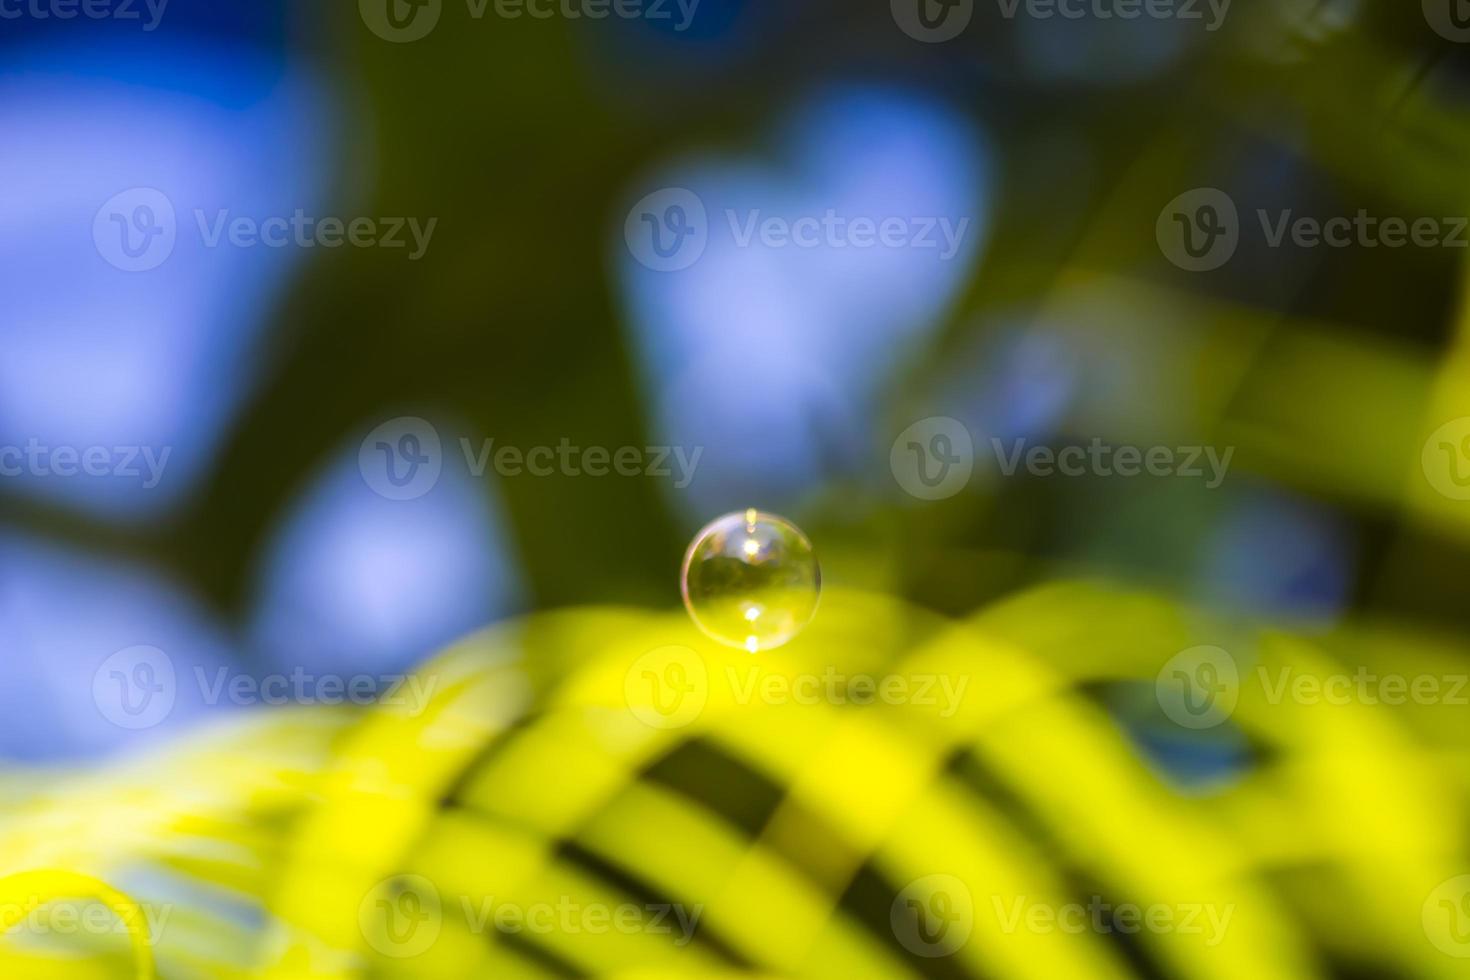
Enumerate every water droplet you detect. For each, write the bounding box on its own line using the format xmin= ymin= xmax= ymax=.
xmin=681 ymin=510 xmax=820 ymax=653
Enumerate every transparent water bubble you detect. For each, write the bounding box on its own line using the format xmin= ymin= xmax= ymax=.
xmin=681 ymin=510 xmax=821 ymax=653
